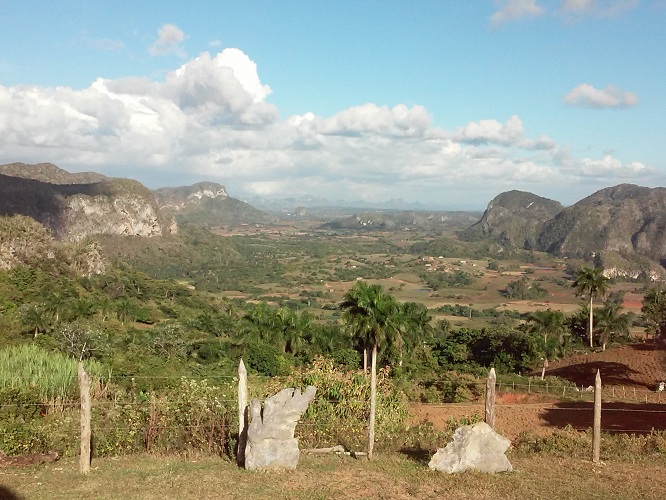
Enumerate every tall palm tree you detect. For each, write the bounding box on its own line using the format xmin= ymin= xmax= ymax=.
xmin=340 ymin=281 xmax=399 ymax=460
xmin=573 ymin=266 xmax=610 ymax=348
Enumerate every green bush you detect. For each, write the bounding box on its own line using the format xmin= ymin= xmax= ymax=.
xmin=273 ymin=357 xmax=409 ymax=451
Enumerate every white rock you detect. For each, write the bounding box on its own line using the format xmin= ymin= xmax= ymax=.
xmin=428 ymin=422 xmax=512 ymax=474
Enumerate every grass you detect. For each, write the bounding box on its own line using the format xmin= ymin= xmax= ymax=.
xmin=2 ymin=452 xmax=666 ymax=499
xmin=0 ymin=344 xmax=110 ymax=405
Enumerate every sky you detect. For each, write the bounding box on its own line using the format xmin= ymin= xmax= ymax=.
xmin=0 ymin=0 xmax=665 ymax=209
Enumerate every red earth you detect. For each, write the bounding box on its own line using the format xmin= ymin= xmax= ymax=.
xmin=411 ymin=341 xmax=666 ymax=439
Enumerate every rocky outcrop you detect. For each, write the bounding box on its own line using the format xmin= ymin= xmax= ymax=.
xmin=65 ymin=192 xmax=162 ymax=241
xmin=429 ymin=422 xmax=512 ymax=474
xmin=461 ymin=190 xmax=563 ymax=249
xmin=537 ymin=184 xmax=666 ymax=261
xmin=154 ymin=182 xmax=228 ymax=211
xmin=0 ymin=166 xmax=174 ymax=241
xmin=156 ymin=182 xmax=271 ymax=227
xmin=244 ymin=386 xmax=316 ymax=470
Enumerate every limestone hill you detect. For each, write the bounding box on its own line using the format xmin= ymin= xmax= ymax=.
xmin=155 ymin=182 xmax=272 ymax=226
xmin=461 ymin=190 xmax=563 ymax=249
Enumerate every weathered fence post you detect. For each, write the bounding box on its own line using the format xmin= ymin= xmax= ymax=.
xmin=78 ymin=362 xmax=91 ymax=474
xmin=368 ymin=346 xmax=377 ymax=460
xmin=593 ymin=370 xmax=602 ymax=464
xmin=528 ymin=379 xmax=531 ymax=393
xmin=237 ymin=359 xmax=248 ymax=467
xmin=485 ymin=368 xmax=496 ymax=429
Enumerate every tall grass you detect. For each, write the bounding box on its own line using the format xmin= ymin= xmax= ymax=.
xmin=0 ymin=343 xmax=111 ymax=406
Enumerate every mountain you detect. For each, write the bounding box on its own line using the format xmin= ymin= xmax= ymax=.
xmin=0 ymin=162 xmax=108 ymax=184
xmin=463 ymin=184 xmax=666 ymax=280
xmin=155 ymin=182 xmax=272 ymax=226
xmin=0 ymin=163 xmax=169 ymax=240
xmin=460 ymin=190 xmax=563 ymax=249
xmin=537 ymin=184 xmax=666 ymax=261
xmin=319 ymin=210 xmax=481 ymax=231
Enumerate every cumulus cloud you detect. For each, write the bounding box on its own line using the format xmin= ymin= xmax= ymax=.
xmin=564 ymin=83 xmax=638 ymax=108
xmin=149 ymin=24 xmax=186 ymax=57
xmin=490 ymin=0 xmax=545 ymax=25
xmin=0 ymin=48 xmax=655 ymax=207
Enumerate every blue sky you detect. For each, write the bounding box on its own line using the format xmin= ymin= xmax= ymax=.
xmin=1 ymin=0 xmax=664 ymax=208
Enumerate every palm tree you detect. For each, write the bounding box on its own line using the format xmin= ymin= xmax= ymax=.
xmin=527 ymin=309 xmax=566 ymax=357
xmin=595 ymin=301 xmax=631 ymax=351
xmin=20 ymin=304 xmax=50 ymax=338
xmin=573 ymin=266 xmax=610 ymax=348
xmin=340 ymin=281 xmax=400 ymax=460
xmin=641 ymin=287 xmax=666 ymax=340
xmin=396 ymin=301 xmax=434 ymax=368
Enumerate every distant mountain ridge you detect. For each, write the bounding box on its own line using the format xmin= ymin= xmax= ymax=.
xmin=320 ymin=210 xmax=481 ymax=231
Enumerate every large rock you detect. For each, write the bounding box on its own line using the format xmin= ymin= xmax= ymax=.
xmin=429 ymin=422 xmax=512 ymax=474
xmin=244 ymin=386 xmax=316 ymax=470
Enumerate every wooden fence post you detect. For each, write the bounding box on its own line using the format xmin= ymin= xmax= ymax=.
xmin=485 ymin=368 xmax=496 ymax=429
xmin=237 ymin=359 xmax=248 ymax=467
xmin=78 ymin=362 xmax=91 ymax=474
xmin=593 ymin=370 xmax=602 ymax=464
xmin=368 ymin=345 xmax=377 ymax=460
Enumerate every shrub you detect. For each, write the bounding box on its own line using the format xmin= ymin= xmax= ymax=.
xmin=272 ymin=357 xmax=409 ymax=451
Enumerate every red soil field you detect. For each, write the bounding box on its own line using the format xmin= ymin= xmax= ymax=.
xmin=411 ymin=342 xmax=666 ymax=439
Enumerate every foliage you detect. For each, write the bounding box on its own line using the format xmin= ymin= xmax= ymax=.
xmin=503 ymin=277 xmax=547 ymax=300
xmin=641 ymin=287 xmax=666 ymax=340
xmin=432 ymin=327 xmax=540 ymax=374
xmin=277 ymin=357 xmax=409 ymax=450
xmin=422 ymin=270 xmax=475 ymax=290
xmin=435 ymin=303 xmax=524 ymax=319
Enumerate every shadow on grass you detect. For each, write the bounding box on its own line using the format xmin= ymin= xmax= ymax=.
xmin=398 ymin=447 xmax=434 ymax=466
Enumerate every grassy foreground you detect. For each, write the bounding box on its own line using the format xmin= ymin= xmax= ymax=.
xmin=2 ymin=452 xmax=666 ymax=500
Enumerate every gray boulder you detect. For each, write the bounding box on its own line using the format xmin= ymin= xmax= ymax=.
xmin=244 ymin=386 xmax=316 ymax=470
xmin=429 ymin=422 xmax=512 ymax=474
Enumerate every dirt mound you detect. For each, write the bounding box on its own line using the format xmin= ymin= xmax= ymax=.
xmin=543 ymin=342 xmax=666 ymax=388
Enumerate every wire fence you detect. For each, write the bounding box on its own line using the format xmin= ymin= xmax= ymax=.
xmin=3 ymin=373 xmax=666 ymax=442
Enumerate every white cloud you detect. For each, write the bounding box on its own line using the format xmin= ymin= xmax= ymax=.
xmin=564 ymin=83 xmax=638 ymax=108
xmin=578 ymin=155 xmax=653 ymax=177
xmin=562 ymin=0 xmax=594 ymax=11
xmin=0 ymin=49 xmax=655 ymax=207
xmin=315 ymin=104 xmax=432 ymax=138
xmin=561 ymin=0 xmax=639 ymax=19
xmin=149 ymin=24 xmax=186 ymax=57
xmin=490 ymin=0 xmax=545 ymax=25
